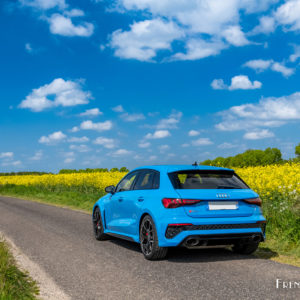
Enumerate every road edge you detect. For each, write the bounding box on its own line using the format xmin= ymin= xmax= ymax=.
xmin=0 ymin=232 xmax=71 ymax=300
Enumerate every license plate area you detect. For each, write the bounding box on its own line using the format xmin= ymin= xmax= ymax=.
xmin=208 ymin=201 xmax=238 ymax=210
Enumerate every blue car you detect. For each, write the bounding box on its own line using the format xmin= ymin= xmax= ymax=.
xmin=92 ymin=165 xmax=266 ymax=260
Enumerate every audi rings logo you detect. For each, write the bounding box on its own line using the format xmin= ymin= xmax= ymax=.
xmin=216 ymin=193 xmax=230 ymax=198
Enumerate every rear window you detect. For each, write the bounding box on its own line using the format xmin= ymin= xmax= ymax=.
xmin=168 ymin=170 xmax=249 ymax=190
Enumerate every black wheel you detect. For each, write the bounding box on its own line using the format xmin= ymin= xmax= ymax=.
xmin=140 ymin=215 xmax=168 ymax=260
xmin=93 ymin=207 xmax=109 ymax=241
xmin=232 ymin=241 xmax=259 ymax=255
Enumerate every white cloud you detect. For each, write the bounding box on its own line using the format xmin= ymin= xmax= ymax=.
xmin=211 ymin=79 xmax=227 ymax=90
xmin=48 ymin=13 xmax=94 ymax=37
xmin=188 ymin=130 xmax=200 ymax=137
xmin=244 ymin=129 xmax=274 ymax=140
xmin=25 ymin=43 xmax=33 ymax=53
xmin=1 ymin=160 xmax=22 ymax=167
xmin=221 ymin=25 xmax=250 ymax=46
xmin=120 ymin=112 xmax=145 ymax=122
xmin=216 ymin=91 xmax=300 ymax=131
xmin=173 ymin=38 xmax=226 ymax=61
xmin=69 ymin=144 xmax=90 ymax=152
xmin=250 ymin=16 xmax=276 ymax=34
xmin=0 ymin=152 xmax=14 ymax=159
xmin=145 ymin=130 xmax=171 ymax=139
xmin=30 ymin=150 xmax=43 ymax=160
xmin=157 ymin=111 xmax=182 ymax=129
xmin=149 ymin=155 xmax=157 ymax=161
xmin=112 ymin=149 xmax=131 ymax=156
xmin=39 ymin=131 xmax=67 ymax=144
xmin=243 ymin=59 xmax=273 ymax=71
xmin=110 ymin=0 xmax=278 ymax=61
xmin=93 ymin=137 xmax=116 ymax=149
xmin=271 ymin=62 xmax=294 ymax=77
xmin=70 ymin=126 xmax=79 ymax=133
xmin=79 ymin=108 xmax=103 ymax=117
xmin=64 ymin=8 xmax=84 ymax=17
xmin=250 ymin=0 xmax=300 ymax=35
xmin=289 ymin=44 xmax=300 ymax=62
xmin=19 ymin=0 xmax=66 ymax=10
xmin=67 ymin=136 xmax=89 ymax=143
xmin=192 ymin=138 xmax=213 ymax=146
xmin=274 ymin=0 xmax=300 ymax=31
xmin=112 ymin=105 xmax=124 ymax=112
xmin=244 ymin=59 xmax=294 ymax=77
xmin=218 ymin=142 xmax=238 ymax=149
xmin=110 ymin=18 xmax=185 ymax=61
xmin=19 ymin=78 xmax=91 ymax=112
xmin=64 ymin=157 xmax=75 ymax=164
xmin=138 ymin=142 xmax=151 ymax=148
xmin=80 ymin=120 xmax=113 ymax=131
xmin=211 ymin=75 xmax=262 ymax=90
xmin=158 ymin=144 xmax=169 ymax=152
xmin=181 ymin=143 xmax=190 ymax=147
xmin=229 ymin=75 xmax=262 ymax=90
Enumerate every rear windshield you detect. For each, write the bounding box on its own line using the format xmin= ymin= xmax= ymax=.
xmin=168 ymin=170 xmax=249 ymax=189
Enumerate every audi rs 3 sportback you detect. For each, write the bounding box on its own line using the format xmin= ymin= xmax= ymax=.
xmin=92 ymin=165 xmax=266 ymax=260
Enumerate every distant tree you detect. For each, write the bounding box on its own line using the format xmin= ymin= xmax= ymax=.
xmin=296 ymin=143 xmax=300 ymax=158
xmin=200 ymin=159 xmax=212 ymax=166
xmin=200 ymin=147 xmax=283 ymax=168
xmin=119 ymin=167 xmax=129 ymax=172
xmin=110 ymin=167 xmax=119 ymax=172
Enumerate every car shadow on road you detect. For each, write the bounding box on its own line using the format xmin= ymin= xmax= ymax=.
xmin=108 ymin=238 xmax=262 ymax=263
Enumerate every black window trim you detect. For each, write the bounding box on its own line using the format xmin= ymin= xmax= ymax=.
xmin=115 ymin=170 xmax=140 ymax=193
xmin=132 ymin=169 xmax=160 ymax=191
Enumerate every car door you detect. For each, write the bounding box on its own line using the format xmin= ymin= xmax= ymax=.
xmin=125 ymin=170 xmax=160 ymax=236
xmin=105 ymin=171 xmax=139 ymax=233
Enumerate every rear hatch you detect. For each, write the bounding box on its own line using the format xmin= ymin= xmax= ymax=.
xmin=176 ymin=189 xmax=256 ymax=218
xmin=169 ymin=169 xmax=257 ymax=218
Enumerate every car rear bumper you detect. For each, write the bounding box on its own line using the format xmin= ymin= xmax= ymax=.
xmin=156 ymin=217 xmax=266 ymax=247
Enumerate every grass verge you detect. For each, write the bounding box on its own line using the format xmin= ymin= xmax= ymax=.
xmin=0 ymin=185 xmax=299 ymax=268
xmin=0 ymin=239 xmax=39 ymax=300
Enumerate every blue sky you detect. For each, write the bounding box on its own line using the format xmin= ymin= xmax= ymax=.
xmin=1 ymin=0 xmax=300 ymax=172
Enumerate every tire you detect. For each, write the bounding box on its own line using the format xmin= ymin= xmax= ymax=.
xmin=232 ymin=241 xmax=259 ymax=255
xmin=93 ymin=207 xmax=109 ymax=241
xmin=139 ymin=215 xmax=168 ymax=260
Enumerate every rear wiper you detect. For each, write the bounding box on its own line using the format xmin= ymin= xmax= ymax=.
xmin=217 ymin=185 xmax=240 ymax=189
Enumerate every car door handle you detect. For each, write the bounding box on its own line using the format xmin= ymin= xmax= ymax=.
xmin=138 ymin=197 xmax=144 ymax=202
xmin=118 ymin=197 xmax=124 ymax=202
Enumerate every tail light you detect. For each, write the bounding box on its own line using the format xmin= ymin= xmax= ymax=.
xmin=243 ymin=197 xmax=262 ymax=206
xmin=162 ymin=198 xmax=202 ymax=208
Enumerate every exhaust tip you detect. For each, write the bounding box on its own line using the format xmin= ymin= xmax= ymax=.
xmin=185 ymin=238 xmax=199 ymax=247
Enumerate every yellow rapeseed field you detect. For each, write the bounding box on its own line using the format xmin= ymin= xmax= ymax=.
xmin=235 ymin=163 xmax=300 ymax=197
xmin=0 ymin=172 xmax=126 ymax=192
xmin=0 ymin=163 xmax=299 ymax=197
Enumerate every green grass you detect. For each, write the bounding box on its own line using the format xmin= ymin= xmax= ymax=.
xmin=0 ymin=239 xmax=39 ymax=300
xmin=0 ymin=184 xmax=104 ymax=212
xmin=1 ymin=184 xmax=300 ymax=267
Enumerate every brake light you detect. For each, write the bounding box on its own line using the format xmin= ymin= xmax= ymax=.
xmin=162 ymin=198 xmax=202 ymax=208
xmin=243 ymin=197 xmax=262 ymax=206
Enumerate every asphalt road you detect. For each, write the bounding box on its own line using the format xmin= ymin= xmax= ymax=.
xmin=0 ymin=196 xmax=299 ymax=300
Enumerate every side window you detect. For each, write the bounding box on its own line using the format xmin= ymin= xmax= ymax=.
xmin=134 ymin=170 xmax=160 ymax=190
xmin=115 ymin=172 xmax=138 ymax=193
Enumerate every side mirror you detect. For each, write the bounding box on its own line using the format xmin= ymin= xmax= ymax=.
xmin=105 ymin=185 xmax=115 ymax=194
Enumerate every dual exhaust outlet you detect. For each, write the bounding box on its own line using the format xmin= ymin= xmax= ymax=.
xmin=184 ymin=234 xmax=261 ymax=248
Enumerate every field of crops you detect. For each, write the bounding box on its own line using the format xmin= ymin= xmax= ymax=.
xmin=0 ymin=163 xmax=299 ymax=259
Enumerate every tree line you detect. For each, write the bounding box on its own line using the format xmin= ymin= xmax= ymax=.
xmin=200 ymin=143 xmax=300 ymax=168
xmin=58 ymin=167 xmax=129 ymax=174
